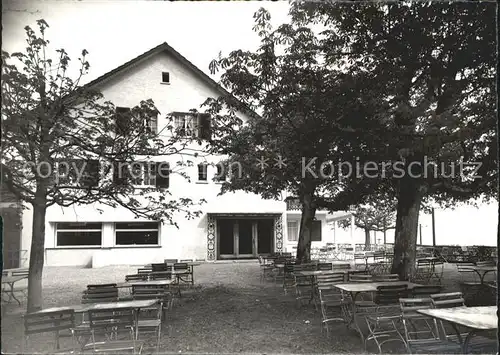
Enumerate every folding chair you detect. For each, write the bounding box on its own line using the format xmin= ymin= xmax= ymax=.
xmin=400 ymin=297 xmax=461 ymax=354
xmin=82 ymin=284 xmax=119 ymax=304
xmin=316 ymin=272 xmax=347 ymax=336
xmin=430 ymin=292 xmax=495 ymax=352
xmin=23 ymin=308 xmax=78 ymax=354
xmin=364 ymin=284 xmax=408 ymax=353
xmin=373 ymin=274 xmax=399 ymax=282
xmin=84 ymin=307 xmax=143 ymax=354
xmin=135 ymin=301 xmax=163 ymax=354
xmin=317 ymin=262 xmax=333 ymax=271
xmin=292 ymin=264 xmax=316 ymax=307
xmin=410 ymin=285 xmax=442 ymax=298
xmin=428 ymin=260 xmax=444 ymax=285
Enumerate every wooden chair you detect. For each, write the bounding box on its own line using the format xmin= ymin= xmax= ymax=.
xmin=258 ymin=255 xmax=275 ymax=283
xmin=428 ymin=260 xmax=444 ymax=285
xmin=332 ymin=263 xmax=351 ymax=270
xmin=136 ymin=300 xmax=163 ymax=354
xmin=126 ymin=274 xmax=149 ymax=282
xmin=84 ymin=307 xmax=143 ymax=354
xmin=316 ymin=272 xmax=347 ymax=335
xmin=430 ymin=292 xmax=495 ymax=352
xmin=292 ymin=265 xmax=315 ymax=307
xmin=151 ymin=263 xmax=169 ymax=272
xmin=373 ymin=274 xmax=399 ymax=282
xmin=354 ymin=253 xmax=368 ymax=271
xmin=137 ymin=266 xmax=152 ymax=274
xmin=456 ymin=262 xmax=479 ymax=283
xmin=132 ymin=284 xmax=173 ymax=318
xmin=173 ymin=262 xmax=193 ymax=286
xmin=23 ymin=308 xmax=77 ymax=354
xmin=364 ymin=285 xmax=408 ymax=353
xmin=82 ymin=284 xmax=119 ymax=304
xmin=399 ymin=298 xmax=461 ymax=354
xmin=164 ymin=259 xmax=178 ymax=264
xmin=410 ymin=285 xmax=442 ymax=298
xmin=348 ymin=272 xmax=373 ymax=283
xmin=282 ymin=262 xmax=296 ymax=295
xmin=317 ymin=262 xmax=333 ymax=271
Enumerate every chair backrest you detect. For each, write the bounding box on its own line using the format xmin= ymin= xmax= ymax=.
xmin=24 ymin=309 xmax=75 ymax=336
xmin=11 ymin=269 xmax=29 ymax=277
xmin=88 ymin=307 xmax=136 ymax=334
xmin=179 ymin=259 xmax=193 ymax=262
xmin=149 ymin=271 xmax=172 ymax=280
xmin=411 ymin=285 xmax=442 ymax=298
xmin=132 ymin=285 xmax=171 ymax=301
xmin=332 ymin=263 xmax=351 ymax=270
xmin=476 ymin=260 xmax=495 ymax=267
xmin=317 ymin=263 xmax=333 ymax=271
xmin=283 ymin=262 xmax=296 ymax=275
xmin=430 ymin=292 xmax=465 ymax=309
xmin=456 ymin=262 xmax=476 ymax=271
xmin=152 ymin=263 xmax=168 ymax=272
xmin=137 ymin=267 xmax=152 ymax=274
xmin=374 ymin=251 xmax=385 ymax=261
xmin=173 ymin=262 xmax=189 ymax=271
xmin=82 ymin=284 xmax=118 ymax=303
xmin=164 ymin=259 xmax=178 ymax=264
xmin=400 ymin=297 xmax=433 ymax=318
xmin=374 ymin=284 xmax=409 ymax=305
xmin=348 ymin=272 xmax=373 ymax=283
xmin=316 ymin=272 xmax=345 ymax=286
xmin=374 ymin=274 xmax=400 ymax=282
xmin=125 ymin=274 xmax=148 ymax=282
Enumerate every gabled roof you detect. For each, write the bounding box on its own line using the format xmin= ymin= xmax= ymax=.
xmin=82 ymin=42 xmax=258 ymax=118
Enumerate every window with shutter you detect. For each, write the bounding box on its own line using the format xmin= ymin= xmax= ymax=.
xmin=156 ymin=162 xmax=170 ymax=188
xmin=115 ymin=107 xmax=131 ymax=135
xmin=214 ymin=163 xmax=227 ymax=182
xmin=198 ymin=113 xmax=211 ymax=140
xmin=57 ymin=159 xmax=99 ymax=188
xmin=311 ymin=220 xmax=322 ymax=242
xmin=146 ymin=113 xmax=158 ymax=134
xmin=197 ymin=163 xmax=208 ymax=181
xmin=112 ymin=161 xmax=130 ymax=185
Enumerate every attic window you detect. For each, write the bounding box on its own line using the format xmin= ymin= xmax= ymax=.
xmin=162 ymin=72 xmax=170 ymax=83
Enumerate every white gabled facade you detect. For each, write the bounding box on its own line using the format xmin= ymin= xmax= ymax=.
xmin=17 ymin=44 xmax=338 ymax=267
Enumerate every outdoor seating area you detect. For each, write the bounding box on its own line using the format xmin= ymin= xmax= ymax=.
xmin=1 ymin=254 xmax=498 ymax=354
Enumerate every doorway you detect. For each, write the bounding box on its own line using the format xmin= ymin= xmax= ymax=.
xmin=217 ymin=218 xmax=274 ymax=259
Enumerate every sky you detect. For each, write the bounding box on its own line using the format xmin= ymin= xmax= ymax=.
xmin=2 ymin=0 xmax=498 ymax=247
xmin=2 ymin=0 xmax=291 ymax=84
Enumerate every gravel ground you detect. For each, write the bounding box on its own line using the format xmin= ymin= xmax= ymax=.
xmin=1 ymin=262 xmax=496 ymax=354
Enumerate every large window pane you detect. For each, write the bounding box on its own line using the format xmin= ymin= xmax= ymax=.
xmin=56 ymin=222 xmax=102 ymax=246
xmin=115 ymin=222 xmax=159 ymax=245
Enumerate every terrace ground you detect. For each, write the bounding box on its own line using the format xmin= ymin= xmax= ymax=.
xmin=1 ymin=262 xmax=496 ymax=354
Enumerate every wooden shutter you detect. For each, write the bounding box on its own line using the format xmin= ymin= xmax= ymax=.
xmin=311 ymin=220 xmax=322 ymax=242
xmin=112 ymin=161 xmax=129 ymax=185
xmin=115 ymin=107 xmax=131 ymax=135
xmin=156 ymin=162 xmax=170 ymax=188
xmin=81 ymin=159 xmax=100 ymax=188
xmin=198 ymin=114 xmax=211 ymax=140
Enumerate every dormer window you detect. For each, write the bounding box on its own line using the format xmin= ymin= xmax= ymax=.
xmin=162 ymin=72 xmax=170 ymax=84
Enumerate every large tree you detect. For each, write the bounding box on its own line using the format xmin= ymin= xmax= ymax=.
xmin=289 ymin=1 xmax=497 ymax=279
xmin=204 ymin=8 xmax=388 ymax=263
xmin=1 ymin=20 xmax=206 ymax=312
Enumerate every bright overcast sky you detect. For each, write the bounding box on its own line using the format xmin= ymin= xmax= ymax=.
xmin=2 ymin=0 xmax=291 ymax=84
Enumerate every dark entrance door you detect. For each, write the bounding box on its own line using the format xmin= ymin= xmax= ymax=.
xmin=257 ymin=219 xmax=274 ymax=254
xmin=218 ymin=219 xmax=235 ymax=256
xmin=238 ymin=219 xmax=254 ymax=255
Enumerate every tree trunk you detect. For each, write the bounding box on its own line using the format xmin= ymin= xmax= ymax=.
xmin=391 ymin=178 xmax=427 ymax=281
xmin=364 ymin=228 xmax=371 ymax=250
xmin=296 ymin=190 xmax=316 ymax=264
xmin=27 ymin=201 xmax=47 ymax=313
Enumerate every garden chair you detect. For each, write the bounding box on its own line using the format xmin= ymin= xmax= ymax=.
xmin=173 ymin=262 xmax=194 ymax=288
xmin=354 ymin=253 xmax=368 ymax=271
xmin=258 ymin=255 xmax=275 ymax=283
xmin=137 ymin=266 xmax=152 ymax=274
xmin=126 ymin=274 xmax=149 ymax=282
xmin=348 ymin=272 xmax=373 ymax=283
xmin=282 ymin=262 xmax=296 ymax=295
xmin=456 ymin=262 xmax=479 ymax=283
xmin=373 ymin=274 xmax=399 ymax=282
xmin=82 ymin=284 xmax=119 ymax=304
xmin=413 ymin=260 xmax=432 ymax=284
xmin=23 ymin=308 xmax=78 ymax=354
xmin=332 ymin=263 xmax=351 ymax=270
xmin=135 ymin=300 xmax=163 ymax=354
xmin=428 ymin=260 xmax=444 ymax=285
xmin=410 ymin=285 xmax=442 ymax=298
xmin=316 ymin=272 xmax=347 ymax=335
xmin=364 ymin=284 xmax=408 ymax=353
xmin=430 ymin=292 xmax=495 ymax=352
xmin=83 ymin=307 xmax=143 ymax=354
xmin=399 ymin=297 xmax=461 ymax=354
xmin=164 ymin=259 xmax=178 ymax=264
xmin=317 ymin=262 xmax=333 ymax=271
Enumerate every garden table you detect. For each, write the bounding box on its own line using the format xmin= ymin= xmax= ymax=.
xmin=417 ymin=306 xmax=497 ymax=354
xmin=460 ymin=266 xmax=497 ymax=284
xmin=1 ymin=275 xmax=28 ymax=305
xmin=333 ymin=281 xmax=421 ymax=341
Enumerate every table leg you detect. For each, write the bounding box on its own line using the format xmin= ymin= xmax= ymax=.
xmin=346 ymin=292 xmax=365 ymax=341
xmin=7 ymin=282 xmax=22 ymax=306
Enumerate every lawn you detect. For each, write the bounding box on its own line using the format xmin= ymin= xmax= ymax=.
xmin=1 ymin=262 xmax=495 ymax=354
